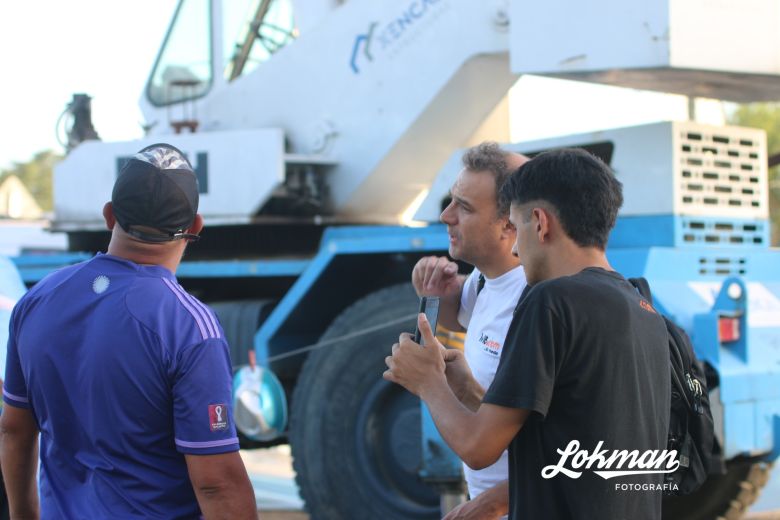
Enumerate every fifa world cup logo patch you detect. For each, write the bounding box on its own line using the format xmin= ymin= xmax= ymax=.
xmin=208 ymin=404 xmax=228 ymax=432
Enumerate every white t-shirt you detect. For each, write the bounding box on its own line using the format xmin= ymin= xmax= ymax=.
xmin=457 ymin=265 xmax=527 ymax=501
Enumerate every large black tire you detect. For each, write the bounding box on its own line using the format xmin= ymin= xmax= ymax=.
xmin=290 ymin=284 xmax=441 ymax=520
xmin=663 ymin=460 xmax=773 ymax=520
xmin=210 ymin=300 xmax=272 ymax=367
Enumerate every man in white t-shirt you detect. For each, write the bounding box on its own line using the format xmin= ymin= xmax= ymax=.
xmin=412 ymin=142 xmax=527 ymax=519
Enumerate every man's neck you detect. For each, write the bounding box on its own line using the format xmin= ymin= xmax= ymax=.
xmin=545 ymin=241 xmax=612 ymax=280
xmin=107 ymin=241 xmax=182 ymax=275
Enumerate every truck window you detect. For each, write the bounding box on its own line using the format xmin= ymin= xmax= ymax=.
xmin=223 ymin=0 xmax=296 ymax=81
xmin=146 ymin=0 xmax=213 ymax=107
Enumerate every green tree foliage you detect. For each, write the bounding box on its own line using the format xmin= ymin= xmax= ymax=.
xmin=729 ymin=103 xmax=780 ymax=245
xmin=0 ymin=150 xmax=62 ymax=212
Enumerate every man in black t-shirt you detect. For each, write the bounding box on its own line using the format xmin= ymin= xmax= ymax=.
xmin=384 ymin=148 xmax=671 ymax=519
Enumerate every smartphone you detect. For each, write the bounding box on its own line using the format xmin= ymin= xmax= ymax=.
xmin=414 ymin=296 xmax=440 ymax=346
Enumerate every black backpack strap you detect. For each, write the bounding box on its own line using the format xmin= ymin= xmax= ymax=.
xmin=666 ymin=318 xmax=704 ymax=415
xmin=633 ymin=278 xmax=697 ymax=412
xmin=666 ymin=320 xmax=692 ymax=408
xmin=628 ymin=277 xmax=653 ymax=304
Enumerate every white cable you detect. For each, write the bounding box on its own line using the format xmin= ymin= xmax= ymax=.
xmin=265 ymin=313 xmax=418 ymax=363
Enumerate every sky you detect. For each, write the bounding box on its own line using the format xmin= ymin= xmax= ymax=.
xmin=0 ymin=0 xmax=726 ymax=172
xmin=0 ymin=1 xmax=178 ymax=170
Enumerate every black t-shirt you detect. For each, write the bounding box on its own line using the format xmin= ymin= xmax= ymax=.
xmin=483 ymin=268 xmax=670 ymax=520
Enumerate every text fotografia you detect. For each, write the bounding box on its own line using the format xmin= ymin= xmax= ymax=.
xmin=542 ymin=441 xmax=680 ymax=480
xmin=615 ymin=483 xmax=680 ymax=492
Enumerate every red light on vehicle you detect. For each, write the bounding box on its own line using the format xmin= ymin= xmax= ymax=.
xmin=719 ymin=316 xmax=740 ymax=343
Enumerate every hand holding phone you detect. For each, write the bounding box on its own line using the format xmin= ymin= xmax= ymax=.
xmin=414 ymin=296 xmax=440 ymax=346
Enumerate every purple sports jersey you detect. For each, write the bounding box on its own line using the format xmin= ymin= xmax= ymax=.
xmin=3 ymin=253 xmax=238 ymax=519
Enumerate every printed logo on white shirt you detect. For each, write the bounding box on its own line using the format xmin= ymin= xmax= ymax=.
xmin=478 ymin=332 xmax=502 ymax=356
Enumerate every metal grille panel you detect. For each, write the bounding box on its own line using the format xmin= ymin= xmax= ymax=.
xmin=675 ymin=125 xmax=767 ymax=218
xmin=696 ymin=255 xmax=748 ymax=277
xmin=680 ymin=218 xmax=767 ymax=247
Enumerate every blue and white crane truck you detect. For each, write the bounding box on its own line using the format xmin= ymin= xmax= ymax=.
xmin=3 ymin=0 xmax=780 ymax=518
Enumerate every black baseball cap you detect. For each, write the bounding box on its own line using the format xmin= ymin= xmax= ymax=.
xmin=112 ymin=143 xmax=200 ymax=243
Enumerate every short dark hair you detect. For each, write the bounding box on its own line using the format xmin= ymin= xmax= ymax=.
xmin=500 ymin=148 xmax=623 ymax=250
xmin=462 ymin=142 xmax=513 ymax=216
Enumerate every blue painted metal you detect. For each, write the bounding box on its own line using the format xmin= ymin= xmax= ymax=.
xmin=12 ymin=252 xmax=309 ymax=283
xmin=12 ymin=252 xmax=92 ymax=283
xmin=253 ymin=248 xmax=331 ymax=367
xmin=177 ymin=258 xmax=309 ymax=278
xmin=253 ymin=224 xmax=449 ymax=366
xmin=693 ymin=277 xmax=747 ymax=365
xmin=611 ymin=215 xmax=770 ymax=249
xmin=699 ymin=279 xmax=780 ymax=459
xmin=608 ymin=247 xmax=772 ymax=331
xmin=609 ymin=240 xmax=780 ymax=461
xmin=611 ymin=216 xmax=677 ymax=248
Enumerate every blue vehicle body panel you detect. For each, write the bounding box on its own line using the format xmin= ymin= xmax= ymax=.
xmin=12 ymin=252 xmax=92 ymax=283
xmin=253 ymin=225 xmax=449 ymax=365
xmin=12 ymin=252 xmax=309 ymax=284
xmin=611 ymin=215 xmax=771 ymax=249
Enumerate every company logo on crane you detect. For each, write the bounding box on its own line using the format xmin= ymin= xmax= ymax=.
xmin=350 ymin=0 xmax=445 ymax=74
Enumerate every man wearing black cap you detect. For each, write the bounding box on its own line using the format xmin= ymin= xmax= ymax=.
xmin=1 ymin=144 xmax=257 ymax=519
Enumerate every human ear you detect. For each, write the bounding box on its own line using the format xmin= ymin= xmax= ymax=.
xmin=500 ymin=215 xmax=516 ymax=239
xmin=188 ymin=214 xmax=204 ymax=236
xmin=534 ymin=208 xmax=550 ymax=243
xmin=103 ymin=202 xmax=115 ymax=230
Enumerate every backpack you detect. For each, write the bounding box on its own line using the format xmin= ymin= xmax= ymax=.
xmin=629 ymin=277 xmax=725 ymax=495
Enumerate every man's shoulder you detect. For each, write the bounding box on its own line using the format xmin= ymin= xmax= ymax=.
xmin=530 ymin=268 xmax=625 ymax=300
xmin=511 ymin=272 xmax=604 ymax=327
xmin=17 ymin=261 xmax=89 ymax=307
xmin=518 ymin=277 xmax=567 ymax=307
xmin=126 ymin=277 xmax=224 ymax=347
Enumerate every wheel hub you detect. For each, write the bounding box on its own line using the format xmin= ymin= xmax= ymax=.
xmin=354 ymin=378 xmax=440 ymax=517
